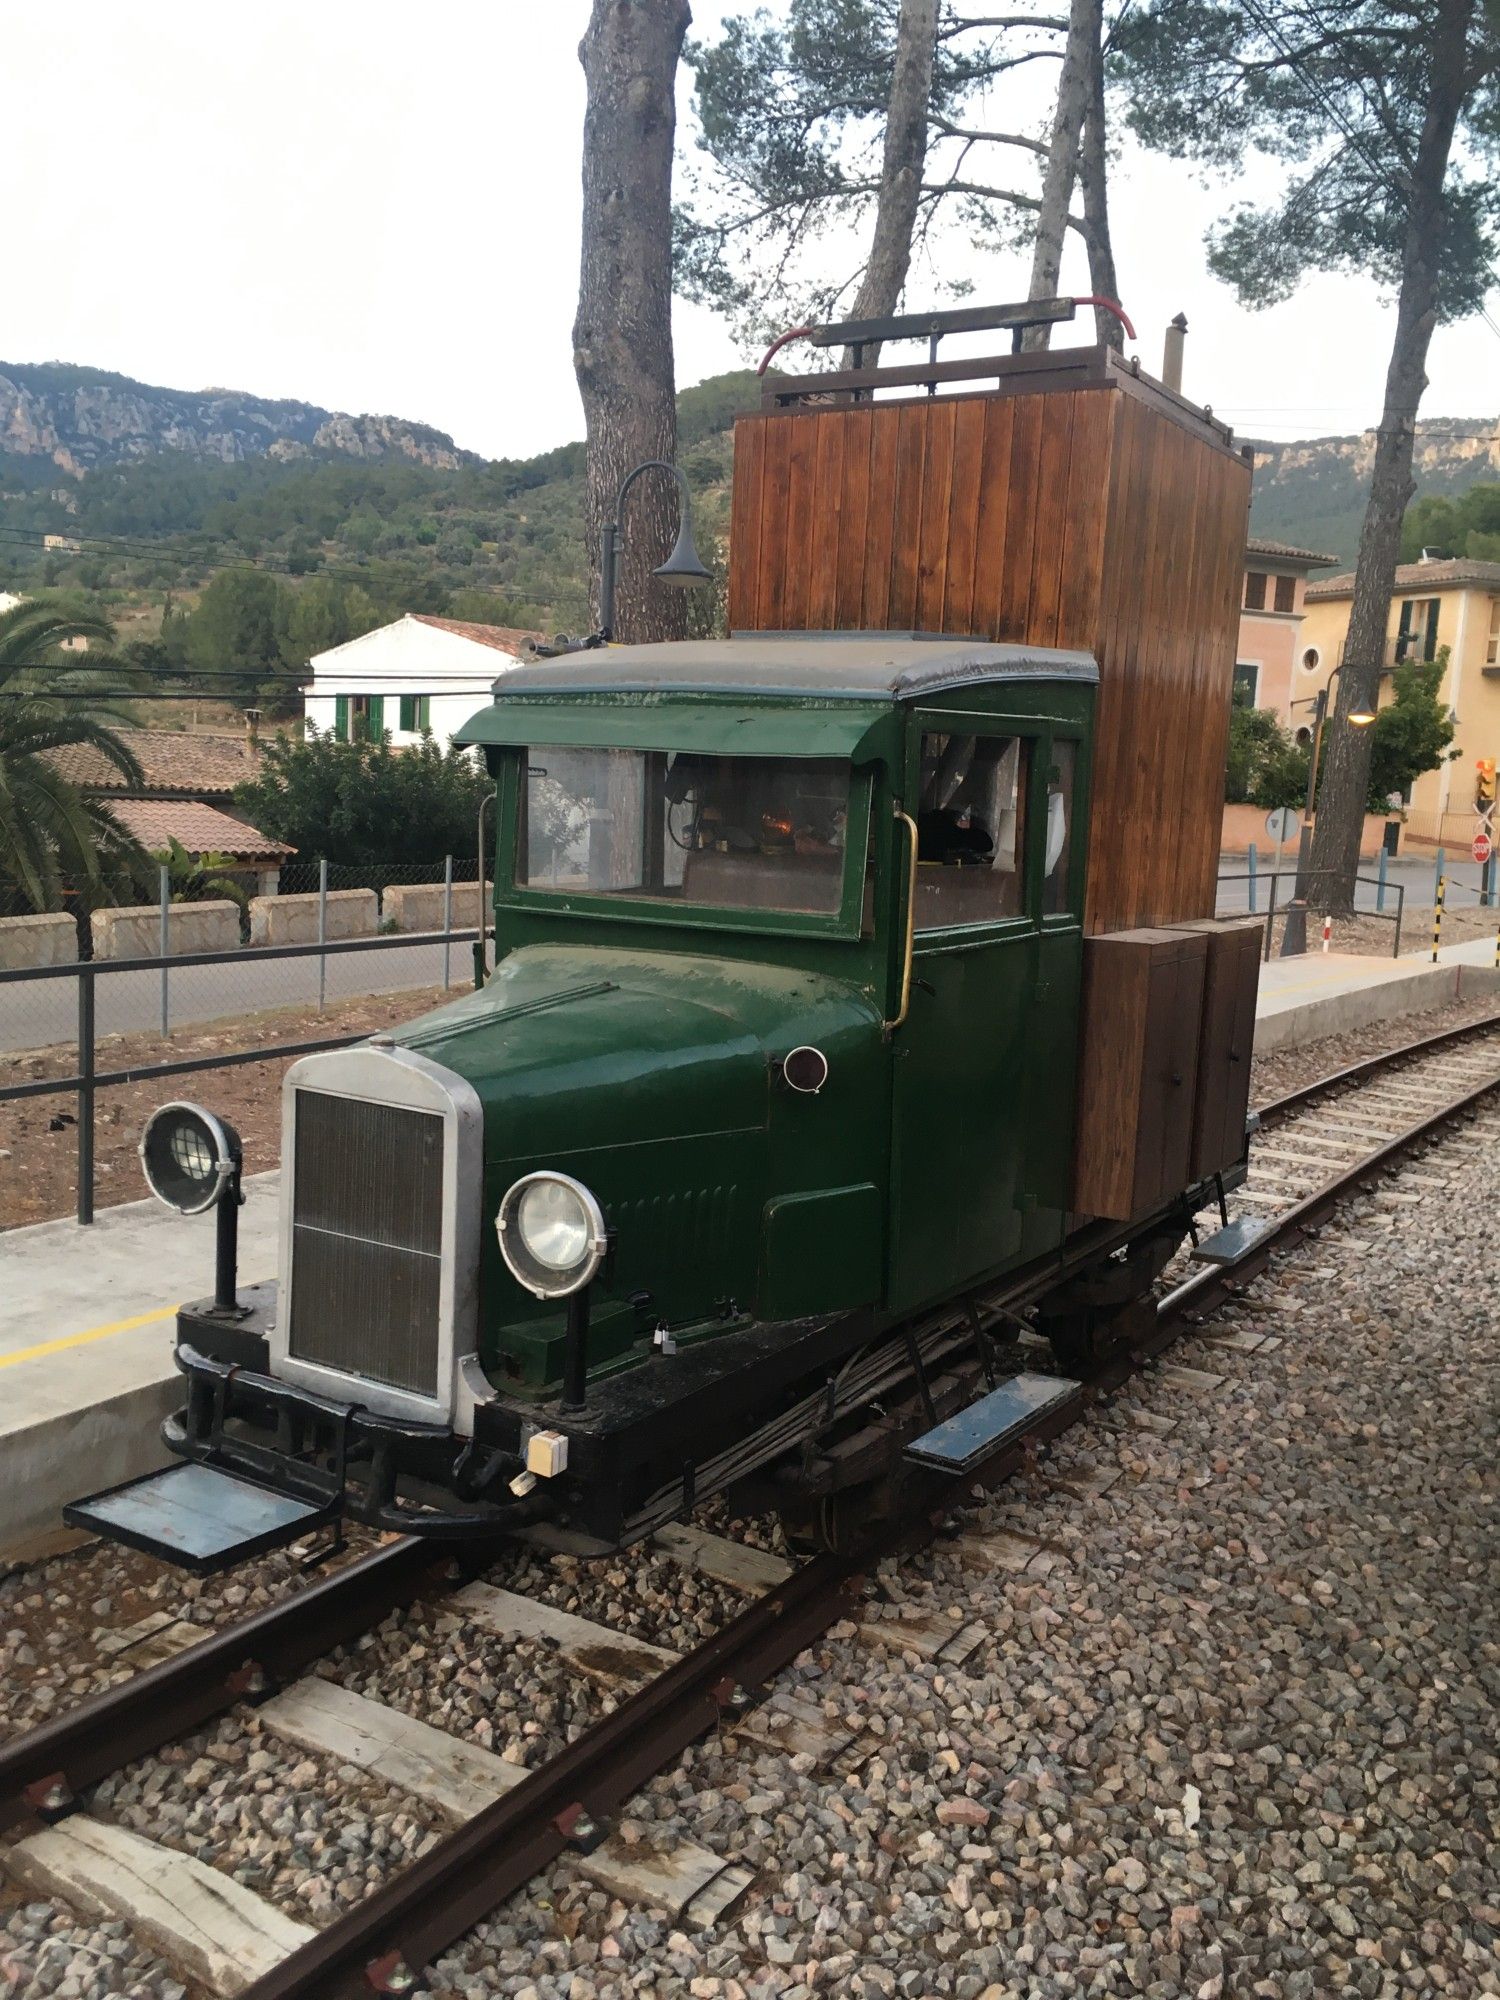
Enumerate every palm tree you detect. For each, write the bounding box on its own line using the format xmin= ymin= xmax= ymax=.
xmin=152 ymin=835 xmax=252 ymax=915
xmin=0 ymin=600 xmax=150 ymax=913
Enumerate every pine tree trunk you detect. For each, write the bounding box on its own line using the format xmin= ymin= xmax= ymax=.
xmin=1307 ymin=0 xmax=1473 ymax=910
xmin=573 ymin=0 xmax=693 ymax=644
xmin=842 ymin=0 xmax=939 ymax=364
xmin=1077 ymin=1 xmax=1122 ymax=353
xmin=1022 ymin=0 xmax=1095 ymax=349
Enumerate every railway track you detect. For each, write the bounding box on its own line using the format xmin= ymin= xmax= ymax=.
xmin=3 ymin=1011 xmax=1497 ymax=2000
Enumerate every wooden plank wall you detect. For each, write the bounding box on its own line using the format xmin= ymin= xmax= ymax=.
xmin=728 ymin=380 xmax=1250 ymax=936
xmin=1086 ymin=394 xmax=1249 ymax=932
xmin=729 ymin=389 xmax=1112 ymax=650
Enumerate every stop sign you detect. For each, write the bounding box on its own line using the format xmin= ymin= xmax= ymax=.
xmin=1475 ymin=830 xmax=1494 ymax=865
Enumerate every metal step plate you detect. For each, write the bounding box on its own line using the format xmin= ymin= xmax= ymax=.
xmin=1191 ymin=1215 xmax=1276 ymax=1265
xmin=905 ymin=1372 xmax=1079 ymax=1474
xmin=64 ymin=1462 xmax=329 ymax=1575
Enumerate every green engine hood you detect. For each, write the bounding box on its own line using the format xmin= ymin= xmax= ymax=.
xmin=392 ymin=941 xmax=878 ymax=1148
xmin=389 ymin=944 xmax=887 ymax=1375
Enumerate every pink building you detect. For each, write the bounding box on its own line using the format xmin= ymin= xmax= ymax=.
xmin=1234 ymin=537 xmax=1338 ymax=734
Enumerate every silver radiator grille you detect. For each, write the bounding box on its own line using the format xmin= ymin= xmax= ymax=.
xmin=287 ymin=1091 xmax=446 ymax=1396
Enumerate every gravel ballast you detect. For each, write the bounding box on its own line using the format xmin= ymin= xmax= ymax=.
xmin=426 ymin=1099 xmax=1500 ymax=1999
xmin=3 ymin=1082 xmax=1496 ymax=1997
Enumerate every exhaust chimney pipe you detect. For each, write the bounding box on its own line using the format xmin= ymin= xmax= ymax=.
xmin=1162 ymin=313 xmax=1188 ymax=393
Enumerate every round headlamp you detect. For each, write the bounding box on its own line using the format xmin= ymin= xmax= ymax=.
xmin=139 ymin=1101 xmax=241 ymax=1215
xmin=496 ymin=1171 xmax=607 ymax=1299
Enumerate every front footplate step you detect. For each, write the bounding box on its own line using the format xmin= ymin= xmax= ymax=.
xmin=1191 ymin=1215 xmax=1275 ymax=1265
xmin=64 ymin=1462 xmax=331 ymax=1575
xmin=905 ymin=1372 xmax=1079 ymax=1474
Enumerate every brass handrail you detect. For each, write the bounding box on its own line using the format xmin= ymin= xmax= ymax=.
xmin=885 ymin=809 xmax=919 ymax=1033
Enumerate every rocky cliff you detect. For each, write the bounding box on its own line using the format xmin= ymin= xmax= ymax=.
xmin=1248 ymin=416 xmax=1500 ymax=562
xmin=0 ymin=361 xmax=474 ymax=474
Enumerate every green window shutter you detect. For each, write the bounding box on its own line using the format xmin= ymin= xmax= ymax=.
xmin=334 ymin=694 xmax=348 ymax=741
xmin=419 ymin=694 xmax=431 ymax=730
xmin=399 ymin=694 xmax=415 ymax=731
xmin=367 ymin=695 xmax=384 ymax=739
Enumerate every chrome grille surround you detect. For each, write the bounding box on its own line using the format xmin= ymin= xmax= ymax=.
xmin=271 ymin=1044 xmax=483 ymax=1428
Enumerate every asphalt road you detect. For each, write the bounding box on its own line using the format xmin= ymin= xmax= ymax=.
xmin=1214 ymin=849 xmax=1490 ymax=915
xmin=1 ymin=937 xmax=472 ymax=1057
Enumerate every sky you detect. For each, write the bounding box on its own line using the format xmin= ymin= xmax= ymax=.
xmin=4 ymin=2 xmax=1496 ymax=462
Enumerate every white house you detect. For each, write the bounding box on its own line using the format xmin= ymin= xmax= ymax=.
xmin=303 ymin=614 xmax=542 ymax=751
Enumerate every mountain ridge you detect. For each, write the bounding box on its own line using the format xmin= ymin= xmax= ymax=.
xmin=0 ymin=359 xmax=476 ymax=474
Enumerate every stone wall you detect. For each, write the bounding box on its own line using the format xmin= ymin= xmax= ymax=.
xmin=249 ymin=886 xmax=376 ymax=947
xmin=90 ymin=900 xmax=242 ymax=959
xmin=382 ymin=883 xmax=462 ymax=933
xmin=0 ymin=912 xmax=77 ymax=971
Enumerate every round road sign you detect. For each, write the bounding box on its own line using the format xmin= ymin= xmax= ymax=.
xmin=1474 ymin=830 xmax=1493 ymax=865
xmin=1265 ymin=807 xmax=1300 ymax=842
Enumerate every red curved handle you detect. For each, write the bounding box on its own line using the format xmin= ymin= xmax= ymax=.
xmin=757 ymin=326 xmax=817 ymax=375
xmin=1072 ymin=294 xmax=1136 ymax=341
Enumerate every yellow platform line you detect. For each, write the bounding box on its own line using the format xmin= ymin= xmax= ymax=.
xmin=0 ymin=1304 xmax=178 ymax=1371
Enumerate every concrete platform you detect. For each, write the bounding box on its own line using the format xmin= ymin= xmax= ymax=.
xmin=0 ymin=1175 xmax=279 ymax=1562
xmin=1254 ymin=944 xmax=1500 ymax=1052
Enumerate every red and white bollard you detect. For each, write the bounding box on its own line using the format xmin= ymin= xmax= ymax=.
xmin=1321 ymin=912 xmax=1332 ymax=954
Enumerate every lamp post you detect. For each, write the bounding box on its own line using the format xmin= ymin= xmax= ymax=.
xmin=598 ymin=458 xmax=713 ymax=642
xmin=1281 ymin=661 xmax=1377 ymax=956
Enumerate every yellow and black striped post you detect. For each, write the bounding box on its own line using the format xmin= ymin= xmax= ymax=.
xmin=1432 ymin=875 xmax=1446 ymax=963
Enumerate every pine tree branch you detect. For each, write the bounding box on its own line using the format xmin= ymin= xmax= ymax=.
xmin=940 ymin=14 xmax=1069 ymax=32
xmin=927 ymin=113 xmax=1050 ymax=152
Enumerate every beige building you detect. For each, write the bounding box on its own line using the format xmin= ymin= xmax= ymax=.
xmin=1234 ymin=538 xmax=1338 ymax=723
xmin=1300 ymin=556 xmax=1500 ymax=847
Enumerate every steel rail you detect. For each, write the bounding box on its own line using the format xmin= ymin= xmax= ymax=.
xmin=5 ymin=1015 xmax=1497 ymax=1991
xmin=1253 ymin=1010 xmax=1500 ymax=1125
xmin=0 ymin=1537 xmax=441 ymax=1835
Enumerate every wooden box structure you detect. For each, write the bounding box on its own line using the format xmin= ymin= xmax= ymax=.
xmin=1170 ymin=917 xmax=1263 ymax=1181
xmin=1072 ymin=928 xmax=1209 ymax=1221
xmin=728 ymin=341 xmax=1252 ymax=935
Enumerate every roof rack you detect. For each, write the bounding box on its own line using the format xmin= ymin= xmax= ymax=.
xmin=758 ymin=294 xmax=1137 ymax=406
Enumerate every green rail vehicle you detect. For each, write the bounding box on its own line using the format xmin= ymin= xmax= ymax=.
xmin=69 ymin=304 xmax=1265 ymax=1571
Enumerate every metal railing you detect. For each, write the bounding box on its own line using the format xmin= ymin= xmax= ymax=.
xmin=1337 ymin=636 xmax=1435 ymax=670
xmin=1215 ymin=870 xmax=1405 ymax=960
xmin=0 ymin=927 xmax=480 ymax=1225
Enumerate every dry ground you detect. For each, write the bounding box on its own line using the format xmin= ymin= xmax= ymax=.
xmin=0 ymin=986 xmax=450 ymax=1231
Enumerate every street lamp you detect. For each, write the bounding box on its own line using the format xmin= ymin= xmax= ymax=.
xmin=598 ymin=459 xmax=713 ymax=643
xmin=1280 ymin=662 xmax=1378 ymax=956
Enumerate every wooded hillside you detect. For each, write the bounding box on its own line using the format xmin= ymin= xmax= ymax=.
xmin=1 ymin=358 xmax=1493 ymax=627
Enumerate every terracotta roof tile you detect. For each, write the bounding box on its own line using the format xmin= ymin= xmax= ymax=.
xmin=45 ymin=729 xmax=264 ymax=796
xmin=409 ymin=614 xmax=544 ymax=653
xmin=1245 ymin=537 xmax=1338 ymax=567
xmin=1306 ymin=557 xmax=1500 ymax=601
xmin=103 ymin=798 xmax=294 ymax=862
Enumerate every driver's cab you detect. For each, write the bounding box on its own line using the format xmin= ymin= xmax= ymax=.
xmin=458 ymin=633 xmax=1096 ymax=1325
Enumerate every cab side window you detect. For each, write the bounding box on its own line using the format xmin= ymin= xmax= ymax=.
xmin=913 ymin=732 xmax=1030 ymax=930
xmin=1040 ymin=738 xmax=1077 ymax=917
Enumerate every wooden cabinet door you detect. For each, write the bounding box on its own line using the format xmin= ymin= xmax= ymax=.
xmin=1072 ymin=928 xmax=1208 ymax=1220
xmin=1171 ymin=919 xmax=1262 ymax=1179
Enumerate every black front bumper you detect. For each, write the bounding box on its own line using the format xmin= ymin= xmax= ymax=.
xmin=167 ymin=1285 xmax=545 ymax=1541
xmin=167 ymin=1282 xmax=875 ymax=1551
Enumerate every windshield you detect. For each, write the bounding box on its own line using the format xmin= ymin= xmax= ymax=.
xmin=517 ymin=747 xmax=853 ymax=917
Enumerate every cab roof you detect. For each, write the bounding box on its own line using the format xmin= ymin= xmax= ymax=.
xmin=453 ymin=634 xmax=1097 ymax=761
xmin=476 ymin=633 xmax=1097 ymax=701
